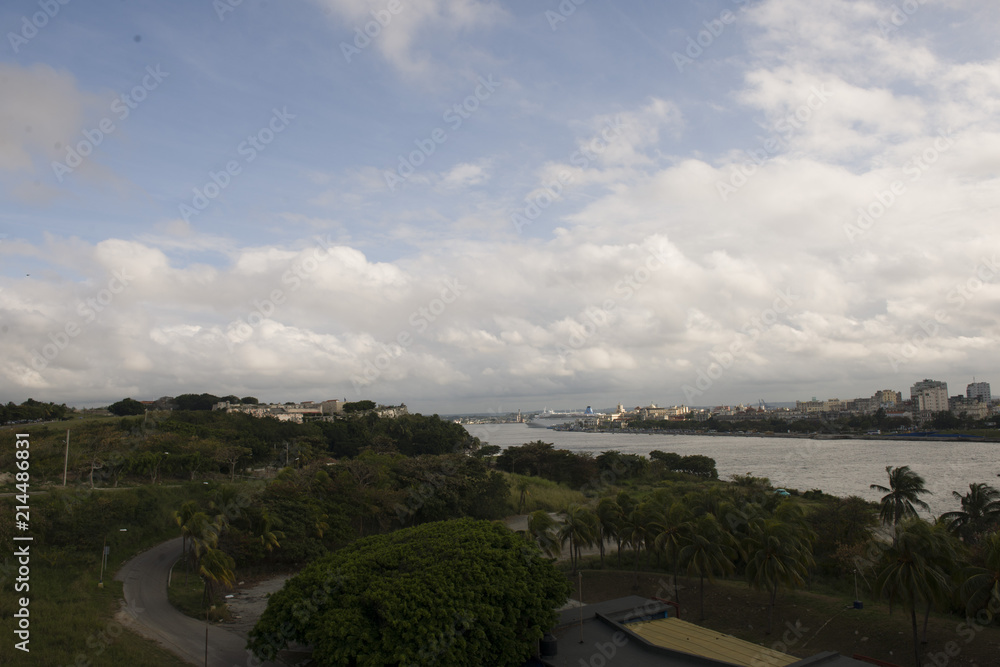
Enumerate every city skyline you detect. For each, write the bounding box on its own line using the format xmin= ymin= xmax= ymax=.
xmin=2 ymin=1 xmax=1000 ymax=414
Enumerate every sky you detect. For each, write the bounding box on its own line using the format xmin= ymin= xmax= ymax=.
xmin=1 ymin=0 xmax=999 ymax=414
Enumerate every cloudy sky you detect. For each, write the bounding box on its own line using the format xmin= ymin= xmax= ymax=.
xmin=2 ymin=0 xmax=999 ymax=413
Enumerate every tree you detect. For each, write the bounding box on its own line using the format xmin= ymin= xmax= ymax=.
xmin=960 ymin=531 xmax=1000 ymax=619
xmin=215 ymin=444 xmax=252 ymax=481
xmin=870 ymin=465 xmax=932 ymax=528
xmin=595 ymin=498 xmax=623 ymax=567
xmin=527 ymin=510 xmax=561 ymax=559
xmin=651 ymin=502 xmax=692 ymax=603
xmin=515 ymin=476 xmax=531 ymax=514
xmin=679 ymin=514 xmax=736 ymax=620
xmin=873 ymin=519 xmax=954 ymax=667
xmin=621 ymin=506 xmax=650 ymax=585
xmin=108 ymin=397 xmax=145 ymax=416
xmin=940 ymin=483 xmax=1000 ymax=543
xmin=198 ymin=546 xmax=236 ymax=606
xmin=743 ymin=518 xmax=814 ymax=633
xmin=248 ymin=519 xmax=570 ymax=666
xmin=343 ymin=400 xmax=377 ymax=413
xmin=173 ymin=393 xmax=221 ymax=411
xmin=559 ymin=504 xmax=597 ymax=572
xmin=173 ymin=500 xmax=199 ymax=560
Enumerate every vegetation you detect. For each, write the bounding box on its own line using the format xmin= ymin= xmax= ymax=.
xmin=0 ymin=398 xmax=73 ymax=424
xmin=870 ymin=465 xmax=932 ymax=527
xmin=247 ymin=518 xmax=570 ymax=666
xmin=108 ymin=397 xmax=146 ymax=416
xmin=6 ymin=404 xmax=1000 ymax=667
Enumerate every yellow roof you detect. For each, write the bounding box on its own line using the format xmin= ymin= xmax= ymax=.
xmin=627 ymin=617 xmax=797 ymax=667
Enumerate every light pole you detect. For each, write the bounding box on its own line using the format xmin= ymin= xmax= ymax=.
xmin=99 ymin=528 xmax=127 ymax=588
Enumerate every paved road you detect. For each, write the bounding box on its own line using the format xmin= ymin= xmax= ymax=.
xmin=115 ymin=537 xmax=297 ymax=666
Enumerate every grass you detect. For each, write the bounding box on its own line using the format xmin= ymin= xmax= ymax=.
xmin=502 ymin=473 xmax=587 ymax=513
xmin=0 ymin=485 xmax=224 ymax=665
xmin=166 ymin=558 xmax=231 ymax=622
xmin=0 ymin=549 xmax=191 ymax=666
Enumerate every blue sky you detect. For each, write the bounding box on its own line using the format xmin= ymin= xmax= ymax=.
xmin=2 ymin=0 xmax=999 ymax=413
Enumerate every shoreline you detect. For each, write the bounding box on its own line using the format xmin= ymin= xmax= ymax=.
xmin=542 ymin=425 xmax=998 ymax=443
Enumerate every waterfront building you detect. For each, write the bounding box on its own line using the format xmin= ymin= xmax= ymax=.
xmin=910 ymin=379 xmax=949 ymax=412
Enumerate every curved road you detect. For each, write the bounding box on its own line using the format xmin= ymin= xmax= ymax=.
xmin=115 ymin=537 xmax=298 ymax=666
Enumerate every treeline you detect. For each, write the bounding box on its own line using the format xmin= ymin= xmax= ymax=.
xmin=617 ymin=408 xmax=998 ymax=435
xmin=0 ymin=398 xmax=73 ymax=424
xmin=496 ymin=441 xmax=717 ymax=489
xmin=520 ymin=464 xmax=1000 ymax=664
xmin=3 ymin=409 xmax=479 ymax=486
xmin=165 ymin=448 xmax=510 ymax=573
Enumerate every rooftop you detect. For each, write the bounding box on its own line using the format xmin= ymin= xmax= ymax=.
xmin=539 ymin=597 xmax=880 ymax=667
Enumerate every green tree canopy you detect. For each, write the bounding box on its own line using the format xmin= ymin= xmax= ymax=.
xmin=870 ymin=465 xmax=931 ymax=527
xmin=343 ymin=399 xmax=377 ymax=413
xmin=174 ymin=393 xmax=221 ymax=410
xmin=248 ymin=518 xmax=570 ymax=666
xmin=108 ymin=397 xmax=146 ymax=416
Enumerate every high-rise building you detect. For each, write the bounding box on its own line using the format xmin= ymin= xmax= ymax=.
xmin=967 ymin=381 xmax=992 ymax=404
xmin=911 ymin=379 xmax=948 ymax=412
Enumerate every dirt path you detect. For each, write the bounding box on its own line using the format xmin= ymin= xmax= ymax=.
xmin=223 ymin=575 xmax=291 ymax=635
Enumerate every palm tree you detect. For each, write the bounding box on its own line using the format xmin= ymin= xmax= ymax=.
xmin=198 ymin=546 xmax=236 ymax=607
xmin=651 ymin=502 xmax=692 ymax=603
xmin=595 ymin=498 xmax=622 ymax=567
xmin=873 ymin=519 xmax=953 ymax=667
xmin=173 ymin=500 xmax=199 ymax=560
xmin=527 ymin=510 xmax=561 ymax=559
xmin=621 ymin=507 xmax=650 ymax=586
xmin=870 ymin=465 xmax=932 ymax=528
xmin=249 ymin=507 xmax=284 ymax=556
xmin=959 ymin=531 xmax=1000 ymax=620
xmin=559 ymin=505 xmax=597 ymax=572
xmin=940 ymin=483 xmax=1000 ymax=543
xmin=679 ymin=514 xmax=736 ymax=620
xmin=743 ymin=517 xmax=814 ymax=634
xmin=515 ymin=477 xmax=531 ymax=514
xmin=917 ymin=521 xmax=960 ymax=643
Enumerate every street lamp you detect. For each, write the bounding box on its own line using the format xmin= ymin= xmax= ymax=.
xmin=99 ymin=528 xmax=128 ymax=588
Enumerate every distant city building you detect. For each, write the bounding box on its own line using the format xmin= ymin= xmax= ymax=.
xmin=967 ymin=381 xmax=992 ymax=404
xmin=874 ymin=389 xmax=901 ymax=407
xmin=911 ymin=379 xmax=949 ymax=412
xmin=950 ymin=395 xmax=990 ymax=420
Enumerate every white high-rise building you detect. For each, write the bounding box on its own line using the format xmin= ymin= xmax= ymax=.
xmin=911 ymin=379 xmax=949 ymax=412
xmin=967 ymin=381 xmax=992 ymax=404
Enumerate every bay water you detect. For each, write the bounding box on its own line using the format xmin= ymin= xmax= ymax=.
xmin=464 ymin=419 xmax=1000 ymax=517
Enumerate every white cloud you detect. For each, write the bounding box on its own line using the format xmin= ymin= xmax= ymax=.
xmin=314 ymin=0 xmax=507 ymax=77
